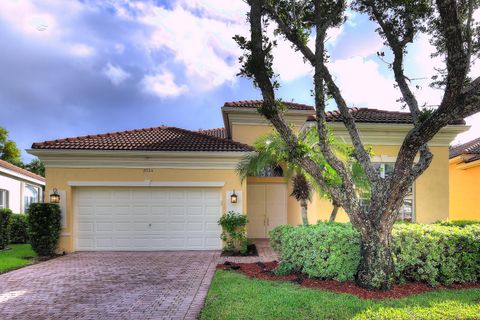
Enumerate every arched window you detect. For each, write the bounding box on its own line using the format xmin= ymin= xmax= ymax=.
xmin=0 ymin=189 xmax=8 ymax=209
xmin=24 ymin=185 xmax=40 ymax=213
xmin=257 ymin=165 xmax=284 ymax=177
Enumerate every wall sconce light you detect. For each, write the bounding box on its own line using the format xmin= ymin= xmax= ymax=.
xmin=50 ymin=188 xmax=61 ymax=204
xmin=230 ymin=190 xmax=238 ymax=204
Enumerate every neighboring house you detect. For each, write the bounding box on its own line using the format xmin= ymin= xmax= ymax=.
xmin=449 ymin=137 xmax=480 ymax=221
xmin=27 ymin=100 xmax=467 ymax=252
xmin=0 ymin=159 xmax=45 ymax=213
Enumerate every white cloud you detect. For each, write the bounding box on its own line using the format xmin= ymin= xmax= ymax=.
xmin=328 ymin=56 xmax=399 ymax=109
xmin=68 ymin=43 xmax=95 ymax=57
xmin=102 ymin=63 xmax=130 ymax=86
xmin=141 ymin=71 xmax=187 ymax=98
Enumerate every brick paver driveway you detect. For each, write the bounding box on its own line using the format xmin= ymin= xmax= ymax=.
xmin=0 ymin=251 xmax=218 ymax=320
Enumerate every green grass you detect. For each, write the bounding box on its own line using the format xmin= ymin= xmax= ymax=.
xmin=200 ymin=271 xmax=480 ymax=320
xmin=0 ymin=244 xmax=37 ymax=273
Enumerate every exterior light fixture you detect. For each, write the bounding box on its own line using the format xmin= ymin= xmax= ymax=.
xmin=50 ymin=188 xmax=61 ymax=204
xmin=230 ymin=190 xmax=238 ymax=204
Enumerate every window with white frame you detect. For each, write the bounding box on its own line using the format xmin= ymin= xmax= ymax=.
xmin=0 ymin=189 xmax=8 ymax=209
xmin=360 ymin=163 xmax=415 ymax=222
xmin=24 ymin=184 xmax=40 ymax=213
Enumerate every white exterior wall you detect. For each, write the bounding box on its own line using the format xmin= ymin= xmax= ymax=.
xmin=0 ymin=174 xmax=23 ymax=213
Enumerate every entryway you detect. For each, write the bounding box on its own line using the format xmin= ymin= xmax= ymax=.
xmin=246 ymin=182 xmax=287 ymax=238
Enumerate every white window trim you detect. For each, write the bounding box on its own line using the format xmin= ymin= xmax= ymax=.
xmin=0 ymin=189 xmax=8 ymax=209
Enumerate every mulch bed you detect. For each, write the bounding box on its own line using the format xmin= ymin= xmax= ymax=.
xmin=218 ymin=260 xmax=480 ymax=299
xmin=221 ymin=244 xmax=258 ymax=257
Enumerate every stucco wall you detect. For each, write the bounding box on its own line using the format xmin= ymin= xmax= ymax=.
xmin=0 ymin=174 xmax=22 ymax=213
xmin=45 ymin=167 xmax=244 ymax=252
xmin=449 ymin=160 xmax=480 ymax=221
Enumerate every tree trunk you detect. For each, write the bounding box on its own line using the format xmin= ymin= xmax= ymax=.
xmin=329 ymin=205 xmax=339 ymax=222
xmin=300 ymin=199 xmax=309 ymax=226
xmin=356 ymin=227 xmax=395 ymax=290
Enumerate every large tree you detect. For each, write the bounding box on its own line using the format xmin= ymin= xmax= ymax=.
xmin=0 ymin=127 xmax=22 ymax=166
xmin=236 ymin=0 xmax=480 ymax=290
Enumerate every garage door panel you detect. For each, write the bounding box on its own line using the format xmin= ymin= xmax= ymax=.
xmin=75 ymin=187 xmax=222 ymax=250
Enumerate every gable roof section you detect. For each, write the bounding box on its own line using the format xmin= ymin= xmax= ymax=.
xmin=31 ymin=126 xmax=252 ymax=152
xmin=224 ymin=100 xmax=314 ymax=111
xmin=0 ymin=159 xmax=45 ymax=183
xmin=449 ymin=137 xmax=480 ymax=162
xmin=197 ymin=128 xmax=226 ymax=139
xmin=307 ymin=107 xmax=466 ymax=125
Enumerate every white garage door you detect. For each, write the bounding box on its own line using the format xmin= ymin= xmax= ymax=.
xmin=74 ymin=187 xmax=222 ymax=251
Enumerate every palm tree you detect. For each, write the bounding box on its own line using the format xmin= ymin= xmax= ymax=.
xmin=237 ymin=128 xmax=357 ymax=225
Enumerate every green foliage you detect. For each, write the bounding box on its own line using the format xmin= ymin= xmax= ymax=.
xmin=270 ymin=222 xmax=480 ymax=285
xmin=0 ymin=127 xmax=22 ymax=166
xmin=434 ymin=220 xmax=480 ymax=228
xmin=25 ymin=158 xmax=45 ymax=177
xmin=10 ymin=214 xmax=29 ymax=244
xmin=0 ymin=208 xmax=12 ymax=250
xmin=27 ymin=203 xmax=62 ymax=256
xmin=273 ymin=261 xmax=296 ymax=276
xmin=218 ymin=211 xmax=248 ymax=254
xmin=270 ymin=222 xmax=361 ymax=281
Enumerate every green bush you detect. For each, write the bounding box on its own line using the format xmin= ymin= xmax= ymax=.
xmin=434 ymin=220 xmax=480 ymax=228
xmin=218 ymin=211 xmax=248 ymax=254
xmin=270 ymin=222 xmax=480 ymax=286
xmin=27 ymin=203 xmax=62 ymax=256
xmin=273 ymin=261 xmax=295 ymax=276
xmin=10 ymin=214 xmax=29 ymax=244
xmin=0 ymin=208 xmax=12 ymax=250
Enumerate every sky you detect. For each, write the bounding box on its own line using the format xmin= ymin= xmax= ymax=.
xmin=0 ymin=0 xmax=479 ymax=162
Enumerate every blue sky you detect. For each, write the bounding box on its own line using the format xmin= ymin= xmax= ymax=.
xmin=1 ymin=0 xmax=479 ymax=162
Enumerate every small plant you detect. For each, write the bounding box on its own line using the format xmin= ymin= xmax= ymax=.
xmin=28 ymin=203 xmax=62 ymax=256
xmin=10 ymin=214 xmax=29 ymax=244
xmin=0 ymin=208 xmax=12 ymax=250
xmin=218 ymin=211 xmax=248 ymax=254
xmin=273 ymin=261 xmax=295 ymax=276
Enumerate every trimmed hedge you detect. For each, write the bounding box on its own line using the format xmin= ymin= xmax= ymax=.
xmin=0 ymin=208 xmax=12 ymax=250
xmin=270 ymin=222 xmax=480 ymax=286
xmin=10 ymin=214 xmax=29 ymax=244
xmin=27 ymin=203 xmax=62 ymax=256
xmin=434 ymin=220 xmax=480 ymax=228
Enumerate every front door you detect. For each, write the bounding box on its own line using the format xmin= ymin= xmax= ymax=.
xmin=247 ymin=183 xmax=287 ymax=238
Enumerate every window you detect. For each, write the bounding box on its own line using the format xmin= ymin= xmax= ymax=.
xmin=24 ymin=185 xmax=40 ymax=213
xmin=361 ymin=163 xmax=415 ymax=222
xmin=257 ymin=165 xmax=284 ymax=177
xmin=0 ymin=189 xmax=8 ymax=209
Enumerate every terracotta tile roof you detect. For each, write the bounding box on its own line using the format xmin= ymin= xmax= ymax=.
xmin=307 ymin=107 xmax=466 ymax=125
xmin=223 ymin=100 xmax=314 ymax=111
xmin=0 ymin=159 xmax=45 ymax=182
xmin=31 ymin=126 xmax=253 ymax=152
xmin=449 ymin=137 xmax=480 ymax=162
xmin=197 ymin=128 xmax=226 ymax=139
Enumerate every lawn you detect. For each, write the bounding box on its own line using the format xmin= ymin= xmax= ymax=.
xmin=0 ymin=244 xmax=37 ymax=274
xmin=200 ymin=270 xmax=480 ymax=320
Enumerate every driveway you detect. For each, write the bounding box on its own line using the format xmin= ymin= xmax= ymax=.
xmin=0 ymin=251 xmax=217 ymax=320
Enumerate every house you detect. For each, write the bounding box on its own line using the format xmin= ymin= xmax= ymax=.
xmin=449 ymin=137 xmax=480 ymax=221
xmin=27 ymin=100 xmax=468 ymax=252
xmin=0 ymin=159 xmax=45 ymax=213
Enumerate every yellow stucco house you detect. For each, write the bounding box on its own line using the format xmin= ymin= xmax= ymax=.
xmin=449 ymin=137 xmax=480 ymax=221
xmin=28 ymin=100 xmax=467 ymax=252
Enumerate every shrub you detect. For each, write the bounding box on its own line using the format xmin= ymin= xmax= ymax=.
xmin=273 ymin=261 xmax=295 ymax=276
xmin=10 ymin=214 xmax=29 ymax=244
xmin=434 ymin=220 xmax=480 ymax=228
xmin=0 ymin=208 xmax=12 ymax=250
xmin=27 ymin=203 xmax=62 ymax=256
xmin=270 ymin=222 xmax=480 ymax=285
xmin=218 ymin=211 xmax=248 ymax=254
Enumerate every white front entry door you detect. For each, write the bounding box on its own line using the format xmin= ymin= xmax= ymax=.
xmin=74 ymin=187 xmax=222 ymax=251
xmin=247 ymin=183 xmax=287 ymax=238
